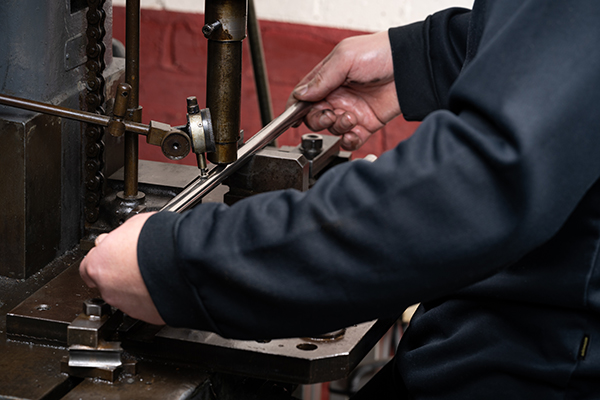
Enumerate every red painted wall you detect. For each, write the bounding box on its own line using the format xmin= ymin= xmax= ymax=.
xmin=112 ymin=7 xmax=419 ymax=165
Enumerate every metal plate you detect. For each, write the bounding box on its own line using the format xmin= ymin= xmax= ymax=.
xmin=0 ymin=332 xmax=75 ymax=400
xmin=60 ymin=361 xmax=210 ymax=400
xmin=140 ymin=319 xmax=393 ymax=384
xmin=7 ymin=260 xmax=392 ymax=385
xmin=6 ymin=262 xmax=100 ymax=345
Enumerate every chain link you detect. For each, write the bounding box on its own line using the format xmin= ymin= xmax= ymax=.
xmin=84 ymin=0 xmax=107 ymax=223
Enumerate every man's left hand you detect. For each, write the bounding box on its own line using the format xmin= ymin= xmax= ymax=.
xmin=79 ymin=212 xmax=166 ymax=325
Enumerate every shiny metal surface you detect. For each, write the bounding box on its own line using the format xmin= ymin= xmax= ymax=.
xmin=161 ymin=101 xmax=311 ymax=213
xmin=68 ymin=341 xmax=123 ymax=368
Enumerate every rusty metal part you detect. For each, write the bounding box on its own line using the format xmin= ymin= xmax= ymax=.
xmin=124 ymin=0 xmax=143 ymax=199
xmin=247 ymin=0 xmax=274 ymax=128
xmin=125 ymin=0 xmax=141 ymax=112
xmin=161 ymin=130 xmax=192 ymax=160
xmin=202 ymin=20 xmax=222 ymax=38
xmin=107 ymin=83 xmax=131 ymax=137
xmin=205 ymin=0 xmax=247 ymax=164
xmin=204 ymin=0 xmax=247 ymax=42
xmin=161 ymin=101 xmax=311 ymax=213
xmin=206 ymin=41 xmax=243 ymax=164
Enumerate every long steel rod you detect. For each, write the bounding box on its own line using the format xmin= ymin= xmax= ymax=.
xmin=0 ymin=93 xmax=148 ymax=135
xmin=161 ymin=101 xmax=311 ymax=213
xmin=124 ymin=0 xmax=142 ymax=198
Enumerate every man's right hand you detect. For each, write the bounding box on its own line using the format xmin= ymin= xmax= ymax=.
xmin=287 ymin=31 xmax=401 ymax=151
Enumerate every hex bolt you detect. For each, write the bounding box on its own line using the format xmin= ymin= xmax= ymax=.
xmin=83 ymin=298 xmax=111 ymax=317
xmin=301 ymin=134 xmax=323 ymax=160
xmin=202 ymin=21 xmax=222 ymax=38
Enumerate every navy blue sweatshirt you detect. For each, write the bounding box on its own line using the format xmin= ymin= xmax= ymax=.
xmin=139 ymin=1 xmax=600 ymax=397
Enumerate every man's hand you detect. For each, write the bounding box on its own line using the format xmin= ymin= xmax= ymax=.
xmin=79 ymin=212 xmax=166 ymax=325
xmin=288 ymin=31 xmax=401 ymax=151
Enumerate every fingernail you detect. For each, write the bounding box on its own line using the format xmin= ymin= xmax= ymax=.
xmin=342 ymin=133 xmax=359 ymax=150
xmin=294 ymin=84 xmax=308 ymax=97
xmin=319 ymin=110 xmax=335 ymax=126
xmin=341 ymin=114 xmax=353 ymax=130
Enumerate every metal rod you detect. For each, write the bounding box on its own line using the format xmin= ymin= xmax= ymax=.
xmin=124 ymin=0 xmax=142 ymax=198
xmin=0 ymin=93 xmax=148 ymax=135
xmin=161 ymin=101 xmax=311 ymax=213
xmin=205 ymin=0 xmax=247 ymax=165
xmin=247 ymin=0 xmax=274 ymax=128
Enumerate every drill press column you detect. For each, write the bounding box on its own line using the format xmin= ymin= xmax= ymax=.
xmin=204 ymin=0 xmax=247 ymax=165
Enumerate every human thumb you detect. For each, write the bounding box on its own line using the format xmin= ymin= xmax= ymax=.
xmin=292 ymin=51 xmax=348 ymax=103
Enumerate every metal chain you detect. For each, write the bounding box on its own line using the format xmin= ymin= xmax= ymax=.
xmin=84 ymin=0 xmax=107 ymax=223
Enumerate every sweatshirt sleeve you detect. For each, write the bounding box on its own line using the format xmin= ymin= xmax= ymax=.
xmin=389 ymin=8 xmax=471 ymax=121
xmin=139 ymin=1 xmax=600 ymax=340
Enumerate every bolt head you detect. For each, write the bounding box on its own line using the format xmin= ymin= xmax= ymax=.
xmin=301 ymin=134 xmax=324 ymax=160
xmin=83 ymin=298 xmax=111 ymax=317
xmin=301 ymin=134 xmax=324 ymax=151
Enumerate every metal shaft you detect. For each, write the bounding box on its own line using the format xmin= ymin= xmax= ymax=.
xmin=124 ymin=0 xmax=142 ymax=198
xmin=205 ymin=0 xmax=247 ymax=165
xmin=0 ymin=93 xmax=148 ymax=135
xmin=161 ymin=101 xmax=311 ymax=213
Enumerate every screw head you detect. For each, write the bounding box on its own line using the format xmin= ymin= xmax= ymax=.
xmin=202 ymin=21 xmax=222 ymax=38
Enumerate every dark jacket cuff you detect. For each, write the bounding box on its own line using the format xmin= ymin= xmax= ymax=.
xmin=137 ymin=211 xmax=221 ymax=333
xmin=389 ymin=22 xmax=436 ymax=121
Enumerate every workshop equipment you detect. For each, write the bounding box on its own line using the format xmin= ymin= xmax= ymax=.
xmin=0 ymin=1 xmax=393 ymax=398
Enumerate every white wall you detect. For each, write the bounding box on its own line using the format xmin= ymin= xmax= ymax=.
xmin=113 ymin=0 xmax=474 ymax=32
